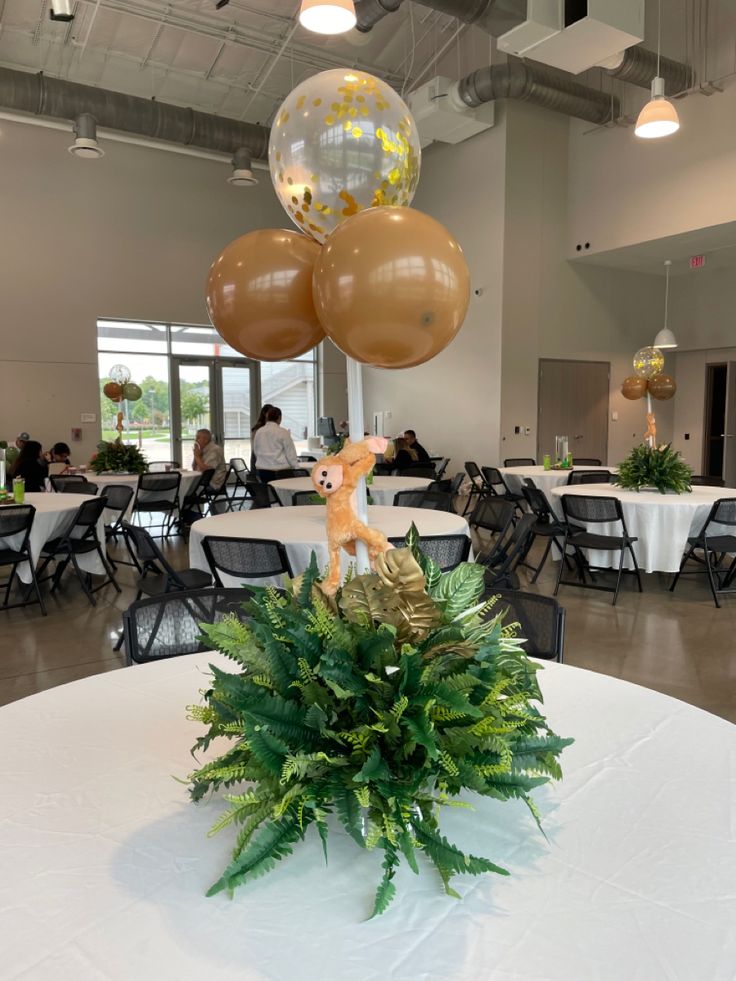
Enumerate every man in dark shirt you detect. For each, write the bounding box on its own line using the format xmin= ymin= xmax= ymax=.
xmin=403 ymin=430 xmax=430 ymax=463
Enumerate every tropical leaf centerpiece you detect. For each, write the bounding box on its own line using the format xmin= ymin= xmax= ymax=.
xmin=188 ymin=528 xmax=572 ymax=916
xmin=89 ymin=439 xmax=147 ymax=475
xmin=616 ymin=442 xmax=692 ymax=494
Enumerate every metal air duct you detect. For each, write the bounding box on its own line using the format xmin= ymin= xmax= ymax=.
xmin=0 ymin=66 xmax=271 ymax=160
xmin=603 ymin=45 xmax=692 ymax=95
xmin=356 ymin=0 xmax=526 ymax=34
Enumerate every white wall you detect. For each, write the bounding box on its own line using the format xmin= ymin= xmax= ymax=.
xmin=362 ymin=122 xmax=507 ymax=471
xmin=0 ymin=118 xmax=286 ymax=462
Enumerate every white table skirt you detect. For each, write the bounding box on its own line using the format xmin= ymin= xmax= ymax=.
xmin=549 ymin=483 xmax=734 ymax=573
xmin=7 ymin=492 xmax=106 ymax=584
xmin=1 ymin=653 xmax=734 ymax=980
xmin=189 ymin=505 xmax=470 ymax=586
xmin=499 ymin=465 xmax=616 ymax=495
xmin=270 ymin=475 xmax=433 ymax=507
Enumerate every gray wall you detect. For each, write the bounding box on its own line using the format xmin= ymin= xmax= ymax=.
xmin=0 ymin=119 xmax=286 ymax=462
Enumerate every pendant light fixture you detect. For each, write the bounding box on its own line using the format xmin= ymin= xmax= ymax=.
xmin=635 ymin=0 xmax=680 ymax=139
xmin=653 ymin=260 xmax=678 ymax=349
xmin=298 ymin=0 xmax=356 ymax=35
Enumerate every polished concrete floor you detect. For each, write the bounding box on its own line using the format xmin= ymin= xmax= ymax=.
xmin=1 ymin=530 xmax=735 ymax=724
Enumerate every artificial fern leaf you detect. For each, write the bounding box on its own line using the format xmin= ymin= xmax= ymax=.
xmin=206 ymin=813 xmax=303 ymax=896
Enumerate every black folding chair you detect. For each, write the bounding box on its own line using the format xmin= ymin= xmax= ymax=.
xmin=37 ymin=496 xmax=120 ymax=606
xmin=292 ymin=490 xmax=320 ymax=506
xmin=227 ymin=458 xmax=253 ymax=510
xmin=247 ymin=482 xmax=283 ymax=509
xmin=373 ymin=462 xmax=394 ymax=476
xmin=434 ymin=458 xmax=450 ymax=479
xmin=392 ymin=490 xmax=454 ymax=511
xmin=122 ymin=587 xmax=248 ymax=665
xmin=481 ymin=514 xmax=536 ymax=590
xmin=49 ymin=474 xmax=86 ymax=492
xmin=0 ymin=504 xmax=46 ymax=615
xmin=396 ymin=467 xmax=437 ymax=479
xmin=482 ymin=466 xmax=525 ymax=514
xmin=201 ymin=536 xmax=294 ymax=587
xmin=131 ymin=471 xmax=182 ymax=536
xmin=387 ymin=534 xmax=471 ymax=571
xmin=503 ymin=458 xmax=536 ymax=467
xmin=99 ymin=483 xmax=136 ymax=569
xmin=462 ymin=461 xmax=490 ymax=516
xmin=521 ymin=484 xmax=574 ymax=583
xmin=567 ymin=470 xmax=613 ymax=485
xmin=690 ymin=475 xmax=726 ymax=487
xmin=59 ymin=480 xmax=98 ymax=495
xmin=669 ymin=498 xmax=736 ymax=608
xmin=468 ymin=497 xmax=516 ymax=565
xmin=491 ymin=588 xmax=566 ymax=662
xmin=554 ymin=494 xmax=642 ymax=606
xmin=572 ymin=458 xmax=602 ymax=466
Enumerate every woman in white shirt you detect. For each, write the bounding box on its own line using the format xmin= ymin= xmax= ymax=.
xmin=253 ymin=406 xmax=299 ymax=482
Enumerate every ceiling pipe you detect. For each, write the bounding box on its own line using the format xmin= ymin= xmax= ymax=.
xmin=452 ymin=57 xmax=619 ymax=125
xmin=0 ymin=66 xmax=271 ymax=159
xmin=603 ymin=45 xmax=693 ymax=95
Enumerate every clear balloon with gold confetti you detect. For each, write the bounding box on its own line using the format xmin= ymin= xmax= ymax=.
xmin=268 ymin=69 xmax=421 ymax=245
xmin=632 ymin=346 xmax=665 ymax=379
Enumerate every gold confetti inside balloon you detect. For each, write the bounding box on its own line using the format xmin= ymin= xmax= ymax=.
xmin=633 ymin=347 xmax=665 ymax=379
xmin=269 ymin=69 xmax=421 ymax=245
xmin=109 ymin=364 xmax=131 ymax=385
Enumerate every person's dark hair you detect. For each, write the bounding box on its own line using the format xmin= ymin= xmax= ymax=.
xmin=11 ymin=440 xmax=43 ymax=477
xmin=404 ymin=429 xmax=416 ymax=438
xmin=265 ymin=406 xmax=282 ymax=424
xmin=51 ymin=442 xmax=71 ymax=458
xmin=251 ymin=403 xmax=274 ymax=434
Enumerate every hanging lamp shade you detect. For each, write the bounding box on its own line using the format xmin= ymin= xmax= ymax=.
xmin=635 ymin=77 xmax=680 ymax=139
xmin=653 ymin=327 xmax=677 ymax=349
xmin=298 ymin=0 xmax=356 ymax=34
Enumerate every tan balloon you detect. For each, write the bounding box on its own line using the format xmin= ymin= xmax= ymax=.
xmin=206 ymin=229 xmax=325 ymax=361
xmin=648 ymin=374 xmax=677 ymax=400
xmin=621 ymin=376 xmax=648 ymax=400
xmin=103 ymin=381 xmax=123 ymax=402
xmin=312 ymin=207 xmax=470 ymax=369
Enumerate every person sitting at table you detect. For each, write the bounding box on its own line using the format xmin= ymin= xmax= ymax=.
xmin=253 ymin=406 xmax=298 ymax=483
xmin=10 ymin=440 xmax=48 ymax=492
xmin=45 ymin=442 xmax=72 ymax=475
xmin=392 ymin=436 xmax=419 ymax=472
xmin=403 ymin=429 xmax=431 ymax=463
xmin=4 ymin=431 xmax=29 ymax=471
xmin=192 ymin=429 xmax=227 ymax=490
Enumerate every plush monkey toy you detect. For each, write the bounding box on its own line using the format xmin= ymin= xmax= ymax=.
xmin=311 ymin=437 xmax=391 ymax=594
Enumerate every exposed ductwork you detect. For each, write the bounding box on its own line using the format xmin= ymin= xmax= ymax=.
xmin=453 ymin=57 xmax=619 ymax=126
xmin=356 ymin=0 xmax=527 ymax=35
xmin=0 ymin=66 xmax=271 ymax=160
xmin=603 ymin=45 xmax=693 ymax=95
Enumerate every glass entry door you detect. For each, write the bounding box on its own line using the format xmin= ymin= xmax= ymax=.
xmin=171 ymin=357 xmax=259 ymax=469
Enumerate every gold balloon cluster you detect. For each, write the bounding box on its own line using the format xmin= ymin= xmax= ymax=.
xmin=103 ymin=366 xmax=144 ymax=435
xmin=205 ymin=69 xmax=471 ymax=371
xmin=622 ymin=348 xmax=676 ymax=401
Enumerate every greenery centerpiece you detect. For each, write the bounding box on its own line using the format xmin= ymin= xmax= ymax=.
xmin=89 ymin=439 xmax=147 ymax=475
xmin=187 ymin=530 xmax=572 ymax=916
xmin=615 ymin=442 xmax=692 ymax=494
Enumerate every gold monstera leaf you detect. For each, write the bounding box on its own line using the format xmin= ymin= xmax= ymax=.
xmin=374 ymin=548 xmax=426 ymax=593
xmin=339 ymin=574 xmax=404 ymax=633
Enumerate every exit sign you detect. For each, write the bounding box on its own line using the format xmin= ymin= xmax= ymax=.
xmin=689 ymin=254 xmax=706 ymax=269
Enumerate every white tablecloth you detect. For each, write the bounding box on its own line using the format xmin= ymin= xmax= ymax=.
xmin=189 ymin=505 xmax=469 ymax=586
xmin=500 ymin=465 xmax=616 ymax=495
xmin=7 ymin=492 xmax=106 ymax=583
xmin=270 ymin=475 xmax=433 ymax=507
xmin=1 ymin=652 xmax=734 ymax=980
xmin=94 ymin=471 xmax=202 ymax=518
xmin=549 ymin=482 xmax=734 ymax=573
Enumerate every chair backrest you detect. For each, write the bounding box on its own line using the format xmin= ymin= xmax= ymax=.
xmin=180 ymin=472 xmax=205 ymax=507
xmin=469 ymin=497 xmax=515 ymax=535
xmin=387 ymin=534 xmax=471 ymax=571
xmin=248 ymin=482 xmax=282 ymax=509
xmin=123 ymin=587 xmax=249 ymax=664
xmin=67 ymin=496 xmax=108 ymax=540
xmin=567 ymin=470 xmax=613 ymax=485
xmin=491 ymin=588 xmax=565 ymax=662
xmin=522 ymin=484 xmax=555 ymax=522
xmin=229 ymin=459 xmax=251 ymax=487
xmin=690 ymin=475 xmax=726 ymax=487
xmin=122 ymin=520 xmax=178 ymax=578
xmin=292 ymin=490 xmax=319 ymax=506
xmin=481 ymin=466 xmax=505 ymax=490
xmin=464 ymin=461 xmax=481 ymax=482
xmin=49 ymin=474 xmax=85 ymax=491
xmin=373 ymin=462 xmax=394 ymax=476
xmin=290 ymin=468 xmax=311 ymax=478
xmin=392 ymin=490 xmax=454 ymax=511
xmin=59 ymin=480 xmax=98 ymax=495
xmin=147 ymin=461 xmax=181 ymax=472
xmin=572 ymin=458 xmax=602 ymax=466
xmin=201 ymin=536 xmax=293 ymax=586
xmin=561 ymin=493 xmax=624 ymax=526
xmin=0 ymin=503 xmax=36 ymax=545
xmin=522 ymin=477 xmax=537 ymax=488
xmin=135 ymin=471 xmax=181 ymax=503
xmin=702 ymin=498 xmax=736 ymax=530
xmin=434 ymin=457 xmax=450 ymax=478
xmin=99 ymin=483 xmax=134 ymax=518
xmin=449 ymin=472 xmax=465 ymax=496
xmin=396 ymin=467 xmax=437 ymax=479
xmin=482 ymin=514 xmax=536 ymax=587
xmin=503 ymin=458 xmax=536 ymax=467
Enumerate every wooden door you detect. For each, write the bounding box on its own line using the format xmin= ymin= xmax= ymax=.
xmin=537 ymin=360 xmax=610 ymax=464
xmin=724 ymin=362 xmax=736 ymax=486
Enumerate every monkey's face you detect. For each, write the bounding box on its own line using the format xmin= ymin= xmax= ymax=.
xmin=312 ymin=463 xmax=344 ymax=497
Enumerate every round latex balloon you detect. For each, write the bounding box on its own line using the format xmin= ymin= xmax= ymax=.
xmin=632 ymin=346 xmax=665 ymax=379
xmin=109 ymin=364 xmax=131 ymax=385
xmin=648 ymin=374 xmax=676 ymax=400
xmin=269 ymin=69 xmax=421 ymax=245
xmin=122 ymin=382 xmax=142 ymax=402
xmin=621 ymin=376 xmax=648 ymax=400
xmin=206 ymin=229 xmax=325 ymax=360
xmin=103 ymin=381 xmax=123 ymax=402
xmin=312 ymin=207 xmax=470 ymax=369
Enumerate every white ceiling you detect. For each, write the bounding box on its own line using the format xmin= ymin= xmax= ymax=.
xmin=0 ymin=0 xmax=490 ymax=125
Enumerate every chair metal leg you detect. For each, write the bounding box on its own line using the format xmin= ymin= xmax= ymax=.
xmin=612 ymin=546 xmax=627 ymax=606
xmin=553 ymin=532 xmax=569 ymax=597
xmin=531 ymin=537 xmax=553 ymax=583
xmin=69 ymin=552 xmax=96 ymax=606
xmin=669 ymin=543 xmax=696 ymax=593
xmin=96 ymin=546 xmax=122 ymax=594
xmin=704 ymin=546 xmax=721 ymax=609
xmin=628 ymin=544 xmax=643 ymax=592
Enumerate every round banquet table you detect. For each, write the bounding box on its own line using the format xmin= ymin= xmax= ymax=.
xmin=1 ymin=653 xmax=734 ymax=980
xmin=549 ymin=482 xmax=735 ymax=573
xmin=8 ymin=492 xmax=106 ymax=583
xmin=93 ymin=471 xmax=202 ymax=515
xmin=189 ymin=505 xmax=469 ymax=586
xmin=499 ymin=464 xmax=616 ymax=495
xmin=270 ymin=475 xmax=433 ymax=507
